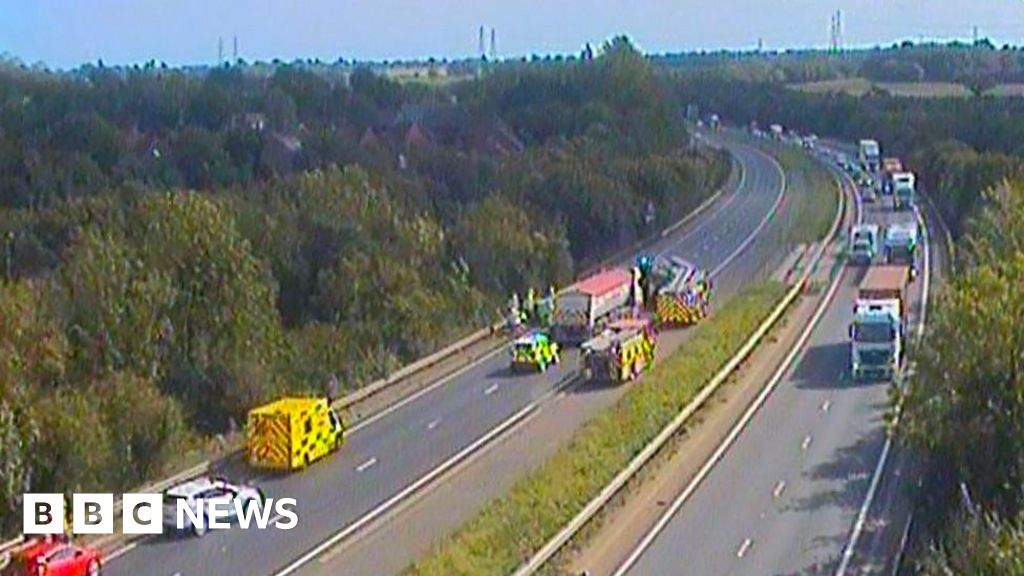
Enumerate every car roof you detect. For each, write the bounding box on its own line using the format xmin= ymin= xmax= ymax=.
xmin=165 ymin=477 xmax=234 ymax=498
xmin=514 ymin=330 xmax=548 ymax=345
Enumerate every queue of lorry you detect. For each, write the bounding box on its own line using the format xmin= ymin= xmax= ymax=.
xmin=847 ymin=138 xmax=921 ymax=383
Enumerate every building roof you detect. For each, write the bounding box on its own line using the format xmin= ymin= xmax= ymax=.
xmin=570 ymin=268 xmax=633 ymax=297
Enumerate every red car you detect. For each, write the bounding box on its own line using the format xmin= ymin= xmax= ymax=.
xmin=3 ymin=539 xmax=101 ymax=576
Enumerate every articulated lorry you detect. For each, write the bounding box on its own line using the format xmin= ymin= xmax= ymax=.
xmin=552 ymin=268 xmax=637 ymax=345
xmin=851 ymin=265 xmax=909 ymax=381
xmin=849 ymin=224 xmax=880 ymax=265
xmin=884 ymin=222 xmax=920 ymax=280
xmin=892 ymin=171 xmax=916 ymax=211
xmin=859 ymin=139 xmax=881 ymax=174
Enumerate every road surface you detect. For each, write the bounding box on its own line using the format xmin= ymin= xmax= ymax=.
xmin=103 ymin=136 xmax=788 ymax=576
xmin=621 ymin=158 xmax=936 ymax=576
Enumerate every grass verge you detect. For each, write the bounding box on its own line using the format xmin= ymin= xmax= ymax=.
xmin=771 ymin=145 xmax=839 ymax=247
xmin=405 ymin=281 xmax=788 ymax=576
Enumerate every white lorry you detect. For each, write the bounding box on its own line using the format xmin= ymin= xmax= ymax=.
xmin=850 ymin=265 xmax=909 ymax=381
xmin=859 ymin=139 xmax=881 ymax=174
xmin=892 ymin=171 xmax=916 ymax=211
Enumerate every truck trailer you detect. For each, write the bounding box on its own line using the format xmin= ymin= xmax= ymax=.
xmin=552 ymin=268 xmax=636 ymax=346
xmin=850 ymin=266 xmax=909 ymax=381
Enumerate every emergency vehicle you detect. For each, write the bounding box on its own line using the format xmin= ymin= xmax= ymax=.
xmin=510 ymin=329 xmax=561 ymax=373
xmin=246 ymin=397 xmax=346 ymax=471
xmin=580 ymin=318 xmax=657 ymax=384
xmin=639 ymin=255 xmax=712 ymax=326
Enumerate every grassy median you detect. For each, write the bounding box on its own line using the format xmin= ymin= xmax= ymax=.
xmin=405 ymin=281 xmax=788 ymax=576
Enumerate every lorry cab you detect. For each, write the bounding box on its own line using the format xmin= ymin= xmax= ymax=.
xmin=892 ymin=172 xmax=916 ymax=211
xmin=850 ymin=302 xmax=903 ymax=381
xmin=884 ymin=223 xmax=919 ymax=280
xmin=850 ymin=224 xmax=880 ymax=265
xmin=246 ymin=397 xmax=346 ymax=471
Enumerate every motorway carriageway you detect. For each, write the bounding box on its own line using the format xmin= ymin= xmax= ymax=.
xmin=617 ymin=153 xmax=937 ymax=576
xmin=104 ymin=136 xmax=786 ymax=576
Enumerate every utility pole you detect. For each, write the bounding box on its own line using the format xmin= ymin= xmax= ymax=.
xmin=479 ymin=25 xmax=485 ymax=58
xmin=233 ymin=35 xmax=238 ymax=61
xmin=757 ymin=37 xmax=764 ymax=54
xmin=490 ymin=27 xmax=497 ymax=60
xmin=218 ymin=36 xmax=224 ymax=65
xmin=973 ymin=25 xmax=979 ymax=44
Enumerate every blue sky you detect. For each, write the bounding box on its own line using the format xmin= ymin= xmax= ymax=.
xmin=2 ymin=1 xmax=1022 ymax=69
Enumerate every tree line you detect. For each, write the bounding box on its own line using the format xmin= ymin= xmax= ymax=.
xmin=0 ymin=37 xmax=729 ymax=536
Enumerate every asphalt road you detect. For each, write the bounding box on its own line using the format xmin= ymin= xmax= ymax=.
xmin=623 ymin=158 xmax=933 ymax=576
xmin=103 ymin=137 xmax=786 ymax=576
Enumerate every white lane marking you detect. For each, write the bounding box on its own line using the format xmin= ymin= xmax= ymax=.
xmin=484 ymin=384 xmax=499 ymax=396
xmin=801 ymin=435 xmax=812 ymax=451
xmin=821 ymin=400 xmax=831 ymax=413
xmin=356 ymin=458 xmax=377 ymax=473
xmin=348 ymin=346 xmax=506 ymax=434
xmin=773 ymin=481 xmax=786 ymax=499
xmin=427 ymin=418 xmax=441 ymax=430
xmin=612 ymin=189 xmax=850 ymax=576
xmin=272 ymin=372 xmax=579 ymax=576
xmin=709 ymin=148 xmax=788 ymax=278
xmin=656 ymin=156 xmax=747 ymax=258
xmin=737 ymin=538 xmax=754 ymax=558
xmin=835 ymin=202 xmax=933 ymax=576
xmin=103 ymin=542 xmax=137 ymax=561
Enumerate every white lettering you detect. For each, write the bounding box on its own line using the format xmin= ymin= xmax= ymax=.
xmin=273 ymin=498 xmax=298 ymax=530
xmin=234 ymin=498 xmax=273 ymax=529
xmin=177 ymin=499 xmax=202 ymax=531
xmin=207 ymin=499 xmax=231 ymax=529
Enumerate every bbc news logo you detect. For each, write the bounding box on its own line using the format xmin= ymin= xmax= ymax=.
xmin=23 ymin=494 xmax=298 ymax=535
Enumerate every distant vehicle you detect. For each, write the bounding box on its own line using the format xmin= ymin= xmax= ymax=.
xmin=580 ymin=318 xmax=656 ymax=384
xmin=2 ymin=540 xmax=102 ymax=576
xmin=246 ymin=397 xmax=345 ymax=471
xmin=881 ymin=157 xmax=903 ymax=195
xmin=709 ymin=114 xmax=721 ymax=131
xmin=884 ymin=222 xmax=919 ymax=280
xmin=892 ymin=171 xmax=916 ymax=211
xmin=552 ymin=268 xmax=636 ymax=345
xmin=510 ymin=329 xmax=561 ymax=373
xmin=770 ymin=124 xmax=784 ymax=140
xmin=849 ymin=224 xmax=880 ymax=265
xmin=850 ymin=265 xmax=909 ymax=381
xmin=859 ymin=139 xmax=881 ymax=173
xmin=162 ymin=476 xmax=265 ymax=537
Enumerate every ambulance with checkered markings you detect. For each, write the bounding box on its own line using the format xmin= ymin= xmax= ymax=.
xmin=246 ymin=397 xmax=346 ymax=472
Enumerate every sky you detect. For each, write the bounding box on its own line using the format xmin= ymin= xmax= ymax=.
xmin=2 ymin=0 xmax=1023 ymax=69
